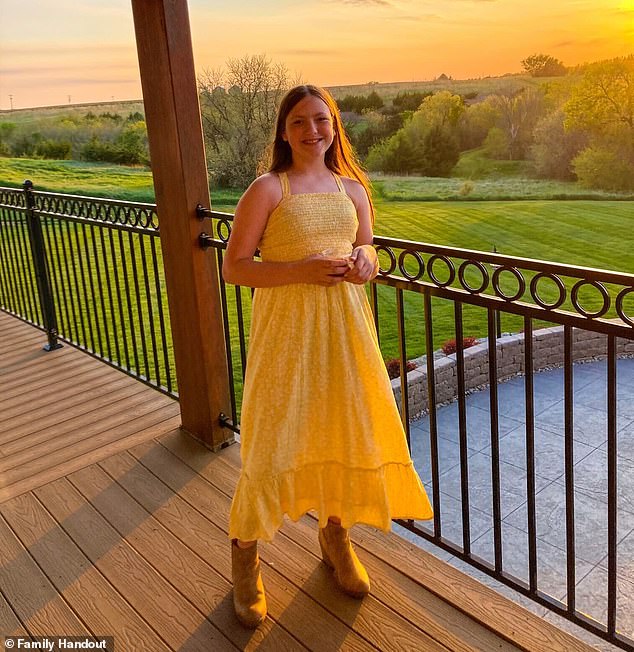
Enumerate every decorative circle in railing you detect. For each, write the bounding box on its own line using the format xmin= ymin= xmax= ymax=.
xmin=458 ymin=260 xmax=489 ymax=294
xmin=492 ymin=265 xmax=526 ymax=302
xmin=398 ymin=250 xmax=425 ymax=281
xmin=375 ymin=245 xmax=397 ymax=276
xmin=216 ymin=218 xmax=232 ymax=243
xmin=529 ymin=272 xmax=567 ymax=310
xmin=616 ymin=287 xmax=634 ymax=327
xmin=427 ymin=254 xmax=456 ymax=288
xmin=570 ymin=280 xmax=611 ymax=319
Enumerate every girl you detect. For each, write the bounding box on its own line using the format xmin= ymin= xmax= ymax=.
xmin=223 ymin=84 xmax=433 ymax=628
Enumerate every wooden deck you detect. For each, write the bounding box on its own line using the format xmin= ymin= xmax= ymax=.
xmin=0 ymin=311 xmax=596 ymax=651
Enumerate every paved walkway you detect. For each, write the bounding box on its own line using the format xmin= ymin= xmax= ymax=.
xmin=396 ymin=358 xmax=634 ymax=651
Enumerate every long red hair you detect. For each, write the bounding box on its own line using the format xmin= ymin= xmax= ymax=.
xmin=268 ymin=84 xmax=374 ymax=221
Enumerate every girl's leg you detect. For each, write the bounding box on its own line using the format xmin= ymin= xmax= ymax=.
xmin=319 ymin=519 xmax=370 ymax=598
xmin=231 ymin=538 xmax=267 ymax=627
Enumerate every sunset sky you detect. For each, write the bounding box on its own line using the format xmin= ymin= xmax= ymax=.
xmin=1 ymin=0 xmax=633 ymax=110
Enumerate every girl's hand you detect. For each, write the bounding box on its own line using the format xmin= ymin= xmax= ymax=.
xmin=300 ymin=254 xmax=351 ymax=286
xmin=345 ymin=245 xmax=379 ymax=284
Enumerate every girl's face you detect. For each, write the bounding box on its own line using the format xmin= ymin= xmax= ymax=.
xmin=282 ymin=95 xmax=334 ymax=160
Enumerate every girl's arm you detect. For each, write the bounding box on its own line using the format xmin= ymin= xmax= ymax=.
xmin=343 ymin=179 xmax=379 ymax=285
xmin=222 ymin=175 xmax=350 ymax=288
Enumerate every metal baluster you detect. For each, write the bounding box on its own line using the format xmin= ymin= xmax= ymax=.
xmin=564 ymin=324 xmax=576 ymax=614
xmin=235 ymin=285 xmax=248 ymax=380
xmin=0 ymin=211 xmax=20 ymax=313
xmin=424 ymin=290 xmax=442 ymax=539
xmin=68 ymin=221 xmax=88 ymax=348
xmin=455 ymin=301 xmax=471 ymax=555
xmin=5 ymin=206 xmax=30 ymax=320
xmin=118 ymin=229 xmax=139 ymax=372
xmin=109 ymin=228 xmax=130 ymax=369
xmin=487 ymin=307 xmax=502 ymax=572
xmin=150 ymin=235 xmax=173 ymax=393
xmin=607 ymin=334 xmax=617 ymax=636
xmin=396 ymin=288 xmax=411 ymax=447
xmin=93 ymin=226 xmax=113 ymax=361
xmin=524 ymin=316 xmax=538 ymax=594
xmin=128 ymin=231 xmax=150 ymax=380
xmin=138 ymin=233 xmax=160 ymax=386
xmin=80 ymin=221 xmax=103 ymax=354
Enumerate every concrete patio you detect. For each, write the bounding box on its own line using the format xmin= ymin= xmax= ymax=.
xmin=397 ymin=357 xmax=634 ymax=651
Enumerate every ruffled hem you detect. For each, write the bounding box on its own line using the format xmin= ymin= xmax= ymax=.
xmin=228 ymin=460 xmax=433 ymax=542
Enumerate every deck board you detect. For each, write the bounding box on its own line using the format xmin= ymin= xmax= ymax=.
xmin=1 ymin=492 xmax=171 ymax=651
xmin=0 ymin=312 xmax=598 ymax=651
xmin=0 ymin=312 xmax=180 ymax=502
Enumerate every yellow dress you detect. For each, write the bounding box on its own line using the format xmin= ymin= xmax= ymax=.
xmin=228 ymin=171 xmax=433 ymax=542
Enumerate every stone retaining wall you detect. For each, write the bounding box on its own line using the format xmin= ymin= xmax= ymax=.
xmin=391 ymin=326 xmax=634 ymax=417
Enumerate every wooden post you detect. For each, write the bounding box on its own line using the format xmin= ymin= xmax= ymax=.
xmin=131 ymin=0 xmax=232 ymax=449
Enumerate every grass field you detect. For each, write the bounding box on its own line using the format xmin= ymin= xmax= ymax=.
xmin=0 ymin=100 xmax=145 ymax=125
xmin=327 ymin=74 xmax=551 ymax=102
xmin=0 ymin=157 xmax=242 ymax=206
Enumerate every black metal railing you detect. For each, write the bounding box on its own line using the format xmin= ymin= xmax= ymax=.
xmin=0 ymin=183 xmax=175 ymax=396
xmin=201 ymin=210 xmax=634 ymax=651
xmin=2 ymin=185 xmax=634 ymax=649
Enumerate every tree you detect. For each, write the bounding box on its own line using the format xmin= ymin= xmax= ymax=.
xmin=198 ymin=54 xmax=296 ymax=188
xmin=521 ymin=54 xmax=566 ymax=77
xmin=350 ymin=111 xmax=403 ymax=159
xmin=488 ymin=87 xmax=544 ymax=159
xmin=457 ymin=99 xmax=499 ymax=150
xmin=530 ymin=109 xmax=587 ymax=180
xmin=114 ymin=121 xmax=149 ymax=165
xmin=564 ymin=56 xmax=634 ymax=189
xmin=392 ymin=91 xmax=431 ymax=112
xmin=564 ymin=56 xmax=634 ymax=141
xmin=366 ymin=91 xmax=464 ymax=176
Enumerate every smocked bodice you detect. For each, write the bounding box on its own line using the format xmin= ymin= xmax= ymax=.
xmin=257 ymin=173 xmax=358 ymax=262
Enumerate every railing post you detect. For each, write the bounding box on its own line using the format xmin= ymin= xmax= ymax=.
xmin=23 ymin=180 xmax=62 ymax=351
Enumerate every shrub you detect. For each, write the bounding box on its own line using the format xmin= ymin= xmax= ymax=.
xmin=37 ymin=139 xmax=72 ymax=160
xmin=385 ymin=358 xmax=416 ymax=380
xmin=573 ymin=146 xmax=634 ymax=192
xmin=441 ymin=336 xmax=479 ymax=355
xmin=458 ymin=180 xmax=475 ymax=196
xmin=81 ymin=136 xmax=117 ymax=162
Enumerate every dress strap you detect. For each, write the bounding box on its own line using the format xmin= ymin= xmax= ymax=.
xmin=278 ymin=172 xmax=291 ymax=198
xmin=333 ymin=173 xmax=346 ymax=193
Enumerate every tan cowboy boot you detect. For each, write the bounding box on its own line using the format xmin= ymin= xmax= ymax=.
xmin=318 ymin=521 xmax=370 ymax=598
xmin=231 ymin=540 xmax=267 ymax=628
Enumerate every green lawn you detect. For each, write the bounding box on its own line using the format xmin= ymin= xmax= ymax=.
xmin=0 ymin=157 xmax=242 ymax=206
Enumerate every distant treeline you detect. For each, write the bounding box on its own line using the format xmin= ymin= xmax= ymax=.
xmin=1 ymin=54 xmax=633 ymax=192
xmin=0 ymin=111 xmax=149 ymax=165
xmin=342 ymin=55 xmax=634 ymax=191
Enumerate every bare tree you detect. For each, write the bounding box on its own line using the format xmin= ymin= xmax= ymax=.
xmin=198 ymin=54 xmax=297 ymax=188
xmin=489 ymin=87 xmax=544 ymax=159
